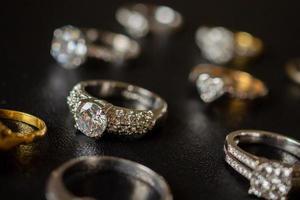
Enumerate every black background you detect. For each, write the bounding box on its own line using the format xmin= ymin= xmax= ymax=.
xmin=1 ymin=0 xmax=300 ymax=199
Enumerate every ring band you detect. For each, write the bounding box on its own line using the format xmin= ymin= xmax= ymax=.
xmin=195 ymin=26 xmax=263 ymax=66
xmin=46 ymin=156 xmax=173 ymax=200
xmin=0 ymin=109 xmax=47 ymax=150
xmin=224 ymin=130 xmax=300 ymax=199
xmin=51 ymin=25 xmax=141 ymax=69
xmin=189 ymin=64 xmax=268 ymax=103
xmin=116 ymin=3 xmax=183 ymax=37
xmin=67 ymin=80 xmax=168 ymax=138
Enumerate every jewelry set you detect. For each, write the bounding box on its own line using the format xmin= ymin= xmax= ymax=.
xmin=1 ymin=3 xmax=300 ymax=200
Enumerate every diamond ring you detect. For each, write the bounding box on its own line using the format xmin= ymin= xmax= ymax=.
xmin=195 ymin=26 xmax=263 ymax=66
xmin=116 ymin=3 xmax=183 ymax=38
xmin=51 ymin=25 xmax=141 ymax=69
xmin=189 ymin=64 xmax=268 ymax=103
xmin=46 ymin=156 xmax=173 ymax=200
xmin=224 ymin=130 xmax=300 ymax=200
xmin=67 ymin=80 xmax=168 ymax=138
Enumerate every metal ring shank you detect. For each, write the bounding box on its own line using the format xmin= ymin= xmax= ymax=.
xmin=0 ymin=109 xmax=47 ymax=149
xmin=190 ymin=64 xmax=268 ymax=99
xmin=46 ymin=156 xmax=173 ymax=200
xmin=84 ymin=29 xmax=140 ymax=62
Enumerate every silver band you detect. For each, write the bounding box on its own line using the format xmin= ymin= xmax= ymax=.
xmin=116 ymin=3 xmax=183 ymax=37
xmin=224 ymin=130 xmax=300 ymax=199
xmin=51 ymin=25 xmax=140 ymax=69
xmin=67 ymin=80 xmax=168 ymax=138
xmin=46 ymin=156 xmax=173 ymax=200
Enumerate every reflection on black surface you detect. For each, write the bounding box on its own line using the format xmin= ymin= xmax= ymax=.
xmin=64 ymin=168 xmax=160 ymax=200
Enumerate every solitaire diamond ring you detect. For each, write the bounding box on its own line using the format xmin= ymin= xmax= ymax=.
xmin=195 ymin=26 xmax=263 ymax=66
xmin=189 ymin=64 xmax=268 ymax=103
xmin=116 ymin=3 xmax=183 ymax=37
xmin=67 ymin=80 xmax=167 ymax=138
xmin=46 ymin=156 xmax=173 ymax=200
xmin=224 ymin=130 xmax=300 ymax=200
xmin=51 ymin=25 xmax=140 ymax=69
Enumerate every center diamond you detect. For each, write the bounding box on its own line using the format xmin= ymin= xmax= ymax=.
xmin=249 ymin=162 xmax=293 ymax=200
xmin=51 ymin=25 xmax=88 ymax=69
xmin=196 ymin=73 xmax=225 ymax=103
xmin=75 ymin=101 xmax=107 ymax=138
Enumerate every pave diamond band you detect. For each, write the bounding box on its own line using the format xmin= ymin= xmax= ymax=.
xmin=67 ymin=80 xmax=167 ymax=138
xmin=189 ymin=64 xmax=268 ymax=103
xmin=46 ymin=156 xmax=173 ymax=200
xmin=224 ymin=130 xmax=300 ymax=200
xmin=116 ymin=3 xmax=183 ymax=37
xmin=195 ymin=26 xmax=263 ymax=66
xmin=51 ymin=25 xmax=141 ymax=69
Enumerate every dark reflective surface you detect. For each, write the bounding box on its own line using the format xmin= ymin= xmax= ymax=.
xmin=1 ymin=0 xmax=300 ymax=199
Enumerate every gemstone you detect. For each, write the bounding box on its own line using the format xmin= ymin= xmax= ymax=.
xmin=249 ymin=162 xmax=292 ymax=200
xmin=196 ymin=73 xmax=225 ymax=103
xmin=195 ymin=26 xmax=235 ymax=64
xmin=51 ymin=25 xmax=87 ymax=69
xmin=75 ymin=101 xmax=107 ymax=138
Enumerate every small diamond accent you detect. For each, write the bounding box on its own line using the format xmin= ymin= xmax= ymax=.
xmin=196 ymin=73 xmax=225 ymax=103
xmin=75 ymin=101 xmax=107 ymax=138
xmin=195 ymin=26 xmax=235 ymax=64
xmin=249 ymin=162 xmax=293 ymax=200
xmin=51 ymin=25 xmax=87 ymax=69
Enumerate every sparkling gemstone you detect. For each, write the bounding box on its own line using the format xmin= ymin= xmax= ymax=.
xmin=75 ymin=102 xmax=107 ymax=138
xmin=196 ymin=73 xmax=225 ymax=103
xmin=195 ymin=26 xmax=235 ymax=64
xmin=51 ymin=25 xmax=87 ymax=69
xmin=249 ymin=162 xmax=292 ymax=200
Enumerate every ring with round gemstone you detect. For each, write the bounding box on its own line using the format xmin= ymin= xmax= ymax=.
xmin=189 ymin=64 xmax=268 ymax=103
xmin=0 ymin=109 xmax=47 ymax=150
xmin=195 ymin=26 xmax=263 ymax=66
xmin=116 ymin=3 xmax=183 ymax=38
xmin=46 ymin=156 xmax=173 ymax=200
xmin=51 ymin=25 xmax=141 ymax=69
xmin=67 ymin=80 xmax=167 ymax=138
xmin=224 ymin=130 xmax=300 ymax=200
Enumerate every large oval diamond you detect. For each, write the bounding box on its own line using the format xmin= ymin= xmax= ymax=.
xmin=51 ymin=25 xmax=87 ymax=69
xmin=75 ymin=102 xmax=107 ymax=138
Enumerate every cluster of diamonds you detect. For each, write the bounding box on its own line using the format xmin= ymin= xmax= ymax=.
xmin=196 ymin=73 xmax=225 ymax=103
xmin=249 ymin=162 xmax=292 ymax=200
xmin=106 ymin=107 xmax=154 ymax=136
xmin=225 ymin=145 xmax=293 ymax=200
xmin=67 ymin=84 xmax=89 ymax=116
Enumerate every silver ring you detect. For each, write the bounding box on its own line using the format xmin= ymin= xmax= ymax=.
xmin=116 ymin=3 xmax=183 ymax=38
xmin=46 ymin=156 xmax=173 ymax=200
xmin=195 ymin=26 xmax=263 ymax=65
xmin=224 ymin=130 xmax=300 ymax=200
xmin=67 ymin=80 xmax=168 ymax=138
xmin=51 ymin=25 xmax=141 ymax=69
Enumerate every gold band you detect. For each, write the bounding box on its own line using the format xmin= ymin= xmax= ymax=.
xmin=0 ymin=109 xmax=47 ymax=150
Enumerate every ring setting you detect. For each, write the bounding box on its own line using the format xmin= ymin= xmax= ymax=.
xmin=224 ymin=130 xmax=300 ymax=199
xmin=51 ymin=25 xmax=141 ymax=69
xmin=67 ymin=80 xmax=167 ymax=138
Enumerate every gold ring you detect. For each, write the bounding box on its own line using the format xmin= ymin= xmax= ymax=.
xmin=0 ymin=109 xmax=47 ymax=150
xmin=195 ymin=26 xmax=263 ymax=66
xmin=189 ymin=64 xmax=268 ymax=103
